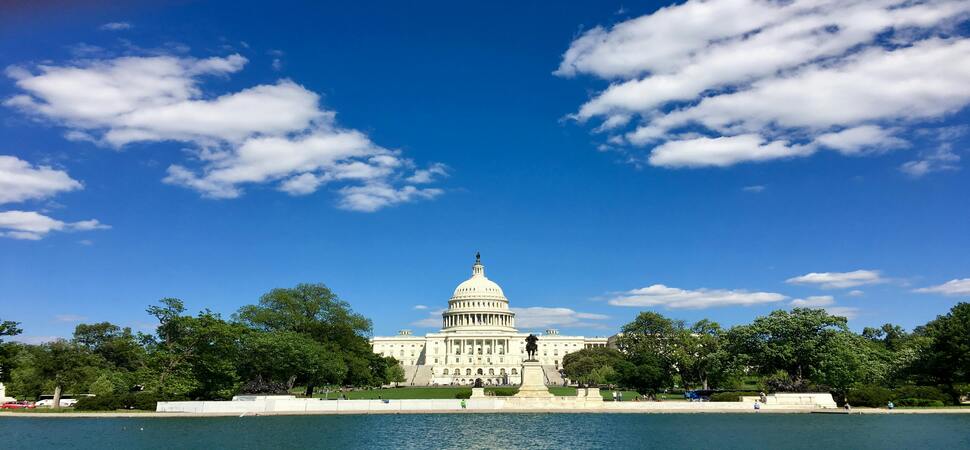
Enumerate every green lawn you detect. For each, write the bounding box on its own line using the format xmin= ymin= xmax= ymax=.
xmin=294 ymin=386 xmax=676 ymax=401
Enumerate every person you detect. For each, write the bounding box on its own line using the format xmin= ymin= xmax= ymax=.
xmin=844 ymin=402 xmax=851 ymax=412
xmin=759 ymin=391 xmax=767 ymax=403
xmin=887 ymin=401 xmax=894 ymax=410
xmin=754 ymin=401 xmax=761 ymax=412
xmin=460 ymin=399 xmax=467 ymax=409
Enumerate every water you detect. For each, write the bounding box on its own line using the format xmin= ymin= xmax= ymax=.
xmin=2 ymin=413 xmax=968 ymax=449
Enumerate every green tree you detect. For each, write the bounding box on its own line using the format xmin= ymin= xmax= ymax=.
xmin=235 ymin=283 xmax=380 ymax=394
xmin=914 ymin=302 xmax=970 ymax=402
xmin=32 ymin=340 xmax=103 ymax=408
xmin=725 ymin=308 xmax=849 ymax=390
xmin=73 ymin=322 xmax=145 ymax=372
xmin=562 ymin=347 xmax=625 ymax=386
xmin=384 ymin=361 xmax=407 ymax=387
xmin=616 ymin=352 xmax=673 ymax=396
xmin=239 ymin=331 xmax=347 ymax=394
xmin=0 ymin=319 xmax=22 ymax=382
xmin=679 ymin=319 xmax=734 ymax=390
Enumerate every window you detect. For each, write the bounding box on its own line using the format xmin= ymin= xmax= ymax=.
xmin=488 ymin=368 xmax=494 ymax=375
xmin=477 ymin=368 xmax=484 ymax=375
xmin=466 ymin=368 xmax=472 ymax=376
xmin=511 ymin=369 xmax=518 ymax=375
xmin=443 ymin=369 xmax=449 ymax=375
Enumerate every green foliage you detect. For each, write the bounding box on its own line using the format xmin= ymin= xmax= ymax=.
xmin=454 ymin=391 xmax=471 ymax=399
xmin=709 ymin=392 xmax=750 ymax=402
xmin=893 ymin=385 xmax=949 ymax=403
xmin=725 ymin=308 xmax=850 ymax=387
xmin=895 ymin=398 xmax=945 ymax=407
xmin=485 ymin=387 xmax=518 ymax=396
xmin=74 ymin=392 xmax=160 ymax=411
xmin=89 ymin=374 xmax=117 ymax=397
xmin=913 ymin=302 xmax=970 ymax=401
xmin=562 ymin=347 xmax=625 ymax=385
xmin=846 ymin=385 xmax=894 ymax=407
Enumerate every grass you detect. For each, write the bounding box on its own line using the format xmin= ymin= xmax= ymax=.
xmin=293 ymin=386 xmax=677 ymax=401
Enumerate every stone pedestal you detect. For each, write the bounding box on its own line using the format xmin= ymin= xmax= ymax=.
xmin=514 ymin=360 xmax=553 ymax=398
xmin=470 ymin=387 xmax=486 ymax=398
xmin=584 ymin=387 xmax=603 ymax=401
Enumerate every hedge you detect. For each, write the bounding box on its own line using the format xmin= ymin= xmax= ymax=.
xmin=75 ymin=393 xmax=160 ymax=411
xmin=895 ymin=398 xmax=945 ymax=407
xmin=709 ymin=392 xmax=749 ymax=402
xmin=846 ymin=385 xmax=951 ymax=407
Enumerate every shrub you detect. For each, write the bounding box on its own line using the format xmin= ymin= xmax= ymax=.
xmin=485 ymin=388 xmax=518 ymax=397
xmin=454 ymin=391 xmax=471 ymax=399
xmin=846 ymin=385 xmax=893 ymax=407
xmin=893 ymin=386 xmax=949 ymax=404
xmin=75 ymin=395 xmax=122 ymax=411
xmin=710 ymin=392 xmax=748 ymax=402
xmin=895 ymin=398 xmax=945 ymax=407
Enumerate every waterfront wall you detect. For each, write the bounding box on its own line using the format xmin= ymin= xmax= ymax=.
xmin=156 ymin=395 xmax=830 ymax=414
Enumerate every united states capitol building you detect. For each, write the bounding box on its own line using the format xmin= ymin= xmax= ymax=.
xmin=371 ymin=254 xmax=608 ymax=386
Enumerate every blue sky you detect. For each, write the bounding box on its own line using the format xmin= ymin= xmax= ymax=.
xmin=2 ymin=0 xmax=969 ymax=342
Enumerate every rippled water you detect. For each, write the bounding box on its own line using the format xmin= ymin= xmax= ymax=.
xmin=2 ymin=413 xmax=969 ymax=449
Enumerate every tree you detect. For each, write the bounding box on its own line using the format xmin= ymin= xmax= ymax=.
xmin=678 ymin=320 xmax=734 ymax=390
xmin=384 ymin=361 xmax=407 ymax=387
xmin=73 ymin=322 xmax=145 ymax=372
xmin=616 ymin=352 xmax=674 ymax=396
xmin=235 ymin=283 xmax=381 ymax=394
xmin=562 ymin=347 xmax=625 ymax=386
xmin=725 ymin=308 xmax=849 ymax=390
xmin=239 ymin=331 xmax=346 ymax=394
xmin=34 ymin=340 xmax=103 ymax=408
xmin=914 ymin=302 xmax=970 ymax=402
xmin=0 ymin=319 xmax=22 ymax=382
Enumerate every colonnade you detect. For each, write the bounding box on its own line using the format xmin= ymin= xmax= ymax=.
xmin=443 ymin=313 xmax=514 ymax=328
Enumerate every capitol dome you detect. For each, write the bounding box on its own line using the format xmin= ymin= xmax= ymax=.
xmin=441 ymin=253 xmax=516 ymax=331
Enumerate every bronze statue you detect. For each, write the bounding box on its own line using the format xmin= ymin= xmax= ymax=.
xmin=525 ymin=334 xmax=539 ymax=360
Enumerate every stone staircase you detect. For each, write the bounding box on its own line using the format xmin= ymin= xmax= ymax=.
xmin=542 ymin=365 xmax=565 ymax=386
xmin=400 ymin=365 xmax=433 ymax=386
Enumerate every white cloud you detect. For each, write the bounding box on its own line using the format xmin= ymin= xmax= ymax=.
xmin=413 ymin=305 xmax=429 ymax=310
xmin=786 ymin=270 xmax=886 ymax=289
xmin=410 ymin=309 xmax=446 ymax=328
xmin=558 ymin=0 xmax=970 ymax=169
xmin=825 ymin=306 xmax=860 ymax=320
xmin=100 ymin=22 xmax=132 ymax=31
xmin=847 ymin=290 xmax=865 ymax=297
xmin=0 ymin=155 xmax=82 ymax=204
xmin=406 ymin=163 xmax=449 ymax=184
xmin=914 ymin=278 xmax=970 ymax=296
xmin=790 ymin=295 xmax=858 ymax=318
xmin=11 ymin=336 xmax=60 ymax=345
xmin=510 ymin=307 xmax=609 ymax=329
xmin=7 ymin=53 xmax=443 ymax=211
xmin=606 ymin=284 xmax=787 ymax=309
xmin=0 ymin=210 xmax=109 ymax=240
xmin=742 ymin=185 xmax=765 ymax=193
xmin=790 ymin=295 xmax=835 ymax=308
xmin=54 ymin=314 xmax=87 ymax=322
xmin=900 ymin=143 xmax=961 ymax=177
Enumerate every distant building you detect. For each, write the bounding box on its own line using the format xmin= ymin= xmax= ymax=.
xmin=371 ymin=254 xmax=608 ymax=386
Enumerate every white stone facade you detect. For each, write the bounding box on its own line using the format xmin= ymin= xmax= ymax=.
xmin=371 ymin=255 xmax=607 ymax=386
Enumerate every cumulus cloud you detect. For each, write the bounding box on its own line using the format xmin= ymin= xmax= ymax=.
xmin=790 ymin=295 xmax=835 ymax=307
xmin=606 ymin=284 xmax=787 ymax=309
xmin=7 ymin=53 xmax=444 ymax=211
xmin=511 ymin=307 xmax=609 ymax=329
xmin=790 ymin=295 xmax=859 ymax=318
xmin=0 ymin=210 xmax=109 ymax=240
xmin=786 ymin=270 xmax=886 ymax=289
xmin=557 ymin=0 xmax=970 ymax=169
xmin=0 ymin=155 xmax=82 ymax=204
xmin=914 ymin=278 xmax=970 ymax=296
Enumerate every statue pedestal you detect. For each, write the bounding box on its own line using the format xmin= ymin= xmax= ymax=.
xmin=514 ymin=360 xmax=553 ymax=398
xmin=584 ymin=387 xmax=603 ymax=401
xmin=470 ymin=387 xmax=486 ymax=398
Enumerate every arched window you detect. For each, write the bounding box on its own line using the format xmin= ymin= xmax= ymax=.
xmin=488 ymin=368 xmax=494 ymax=375
xmin=477 ymin=368 xmax=484 ymax=375
xmin=500 ymin=368 xmax=506 ymax=375
xmin=443 ymin=368 xmax=449 ymax=375
xmin=466 ymin=368 xmax=472 ymax=376
xmin=511 ymin=369 xmax=518 ymax=375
